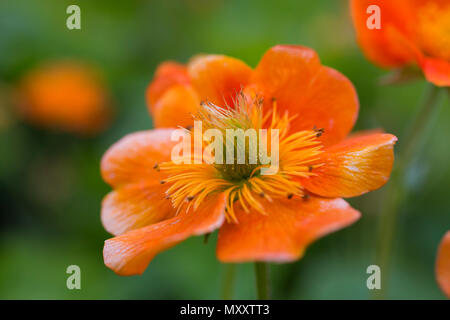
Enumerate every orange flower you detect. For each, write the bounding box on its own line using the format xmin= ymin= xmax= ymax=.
xmin=351 ymin=0 xmax=450 ymax=87
xmin=17 ymin=61 xmax=112 ymax=135
xmin=102 ymin=45 xmax=397 ymax=276
xmin=436 ymin=231 xmax=450 ymax=298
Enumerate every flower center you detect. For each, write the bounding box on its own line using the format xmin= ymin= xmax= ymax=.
xmin=158 ymin=95 xmax=324 ymax=221
xmin=197 ymin=96 xmax=267 ymax=181
xmin=417 ymin=2 xmax=450 ymax=61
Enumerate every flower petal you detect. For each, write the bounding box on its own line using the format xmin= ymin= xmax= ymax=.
xmin=302 ymin=132 xmax=397 ymax=198
xmin=436 ymin=231 xmax=450 ymax=298
xmin=188 ymin=55 xmax=252 ymax=107
xmin=101 ymin=129 xmax=176 ymax=188
xmin=101 ymin=182 xmax=175 ymax=236
xmin=146 ymin=61 xmax=190 ymax=111
xmin=251 ymin=45 xmax=359 ymax=146
xmin=104 ymin=193 xmax=226 ymax=275
xmin=421 ymin=57 xmax=450 ymax=87
xmin=350 ymin=0 xmax=417 ymax=67
xmin=152 ymin=85 xmax=200 ymax=128
xmin=216 ymin=197 xmax=360 ymax=262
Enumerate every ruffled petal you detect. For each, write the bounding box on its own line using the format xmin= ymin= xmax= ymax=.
xmin=251 ymin=45 xmax=359 ymax=146
xmin=104 ymin=193 xmax=226 ymax=275
xmin=101 ymin=182 xmax=175 ymax=236
xmin=152 ymin=85 xmax=200 ymax=128
xmin=101 ymin=129 xmax=177 ymax=188
xmin=146 ymin=61 xmax=190 ymax=111
xmin=436 ymin=231 xmax=450 ymax=298
xmin=302 ymin=132 xmax=397 ymax=198
xmin=216 ymin=196 xmax=360 ymax=262
xmin=188 ymin=55 xmax=252 ymax=107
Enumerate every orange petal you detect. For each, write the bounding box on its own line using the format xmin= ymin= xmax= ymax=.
xmin=350 ymin=0 xmax=417 ymax=67
xmin=216 ymin=197 xmax=360 ymax=262
xmin=436 ymin=231 xmax=450 ymax=298
xmin=188 ymin=55 xmax=252 ymax=107
xmin=412 ymin=0 xmax=450 ymax=61
xmin=421 ymin=57 xmax=450 ymax=87
xmin=104 ymin=193 xmax=226 ymax=276
xmin=251 ymin=45 xmax=359 ymax=146
xmin=411 ymin=0 xmax=450 ymax=86
xmin=101 ymin=129 xmax=176 ymax=188
xmin=301 ymin=132 xmax=397 ymax=198
xmin=152 ymin=85 xmax=200 ymax=128
xmin=101 ymin=182 xmax=175 ymax=236
xmin=146 ymin=61 xmax=190 ymax=111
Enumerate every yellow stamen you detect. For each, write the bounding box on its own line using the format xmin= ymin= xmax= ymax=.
xmin=158 ymin=95 xmax=324 ymax=222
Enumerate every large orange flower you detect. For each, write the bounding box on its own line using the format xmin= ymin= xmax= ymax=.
xmin=436 ymin=231 xmax=450 ymax=298
xmin=351 ymin=0 xmax=450 ymax=87
xmin=102 ymin=45 xmax=397 ymax=276
xmin=17 ymin=61 xmax=112 ymax=135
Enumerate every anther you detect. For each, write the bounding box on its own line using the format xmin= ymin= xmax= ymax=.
xmin=315 ymin=127 xmax=325 ymax=137
xmin=308 ymin=166 xmax=313 ymax=172
xmin=257 ymin=97 xmax=264 ymax=106
xmin=153 ymin=163 xmax=160 ymax=171
xmin=160 ymin=180 xmax=166 ymax=184
xmin=287 ymin=193 xmax=294 ymax=199
xmin=302 ymin=194 xmax=310 ymax=201
xmin=186 ymin=195 xmax=195 ymax=202
xmin=259 ymin=192 xmax=265 ymax=198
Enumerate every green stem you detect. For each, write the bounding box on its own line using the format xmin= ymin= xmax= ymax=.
xmin=254 ymin=262 xmax=270 ymax=300
xmin=373 ymin=84 xmax=443 ymax=299
xmin=401 ymin=85 xmax=442 ymax=166
xmin=221 ymin=264 xmax=236 ymax=300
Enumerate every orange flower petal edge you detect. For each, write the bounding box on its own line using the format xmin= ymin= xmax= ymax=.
xmin=104 ymin=193 xmax=226 ymax=276
xmin=436 ymin=231 xmax=450 ymax=298
xmin=250 ymin=45 xmax=359 ymax=146
xmin=101 ymin=182 xmax=175 ymax=236
xmin=147 ymin=45 xmax=359 ymax=146
xmin=152 ymin=85 xmax=199 ymax=128
xmin=301 ymin=132 xmax=397 ymax=198
xmin=188 ymin=54 xmax=252 ymax=107
xmin=146 ymin=61 xmax=190 ymax=110
xmin=101 ymin=129 xmax=177 ymax=188
xmin=216 ymin=197 xmax=360 ymax=262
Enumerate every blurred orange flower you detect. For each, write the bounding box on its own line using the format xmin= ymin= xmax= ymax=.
xmin=351 ymin=0 xmax=450 ymax=86
xmin=436 ymin=231 xmax=450 ymax=298
xmin=102 ymin=45 xmax=397 ymax=276
xmin=17 ymin=61 xmax=112 ymax=135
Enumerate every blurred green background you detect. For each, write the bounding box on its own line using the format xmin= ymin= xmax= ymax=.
xmin=0 ymin=0 xmax=449 ymax=299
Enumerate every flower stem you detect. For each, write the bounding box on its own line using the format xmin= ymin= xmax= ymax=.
xmin=373 ymin=84 xmax=443 ymax=299
xmin=254 ymin=262 xmax=271 ymax=299
xmin=221 ymin=264 xmax=236 ymax=300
